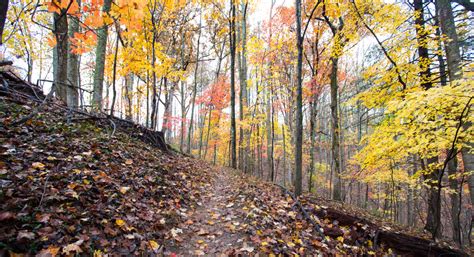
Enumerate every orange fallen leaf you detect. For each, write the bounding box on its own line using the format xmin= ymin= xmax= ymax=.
xmin=115 ymin=219 xmax=126 ymax=227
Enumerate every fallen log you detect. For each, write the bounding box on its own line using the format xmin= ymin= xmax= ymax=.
xmin=0 ymin=70 xmax=44 ymax=99
xmin=0 ymin=68 xmax=169 ymax=152
xmin=312 ymin=206 xmax=468 ymax=257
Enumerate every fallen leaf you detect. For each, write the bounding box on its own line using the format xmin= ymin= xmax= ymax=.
xmin=240 ymin=243 xmax=254 ymax=252
xmin=197 ymin=229 xmax=208 ymax=236
xmin=171 ymin=228 xmax=183 ymax=238
xmin=36 ymin=245 xmax=60 ymax=257
xmin=119 ymin=186 xmax=130 ymax=194
xmin=194 ymin=250 xmax=205 ymax=255
xmin=115 ymin=219 xmax=126 ymax=227
xmin=149 ymin=240 xmax=160 ymax=251
xmin=46 ymin=156 xmax=57 ymax=161
xmin=0 ymin=211 xmax=15 ymax=221
xmin=62 ymin=243 xmax=82 ymax=255
xmin=32 ymin=162 xmax=45 ymax=170
xmin=17 ymin=230 xmax=35 ymax=240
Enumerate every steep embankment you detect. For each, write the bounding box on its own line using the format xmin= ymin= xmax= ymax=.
xmin=0 ymin=97 xmax=214 ymax=255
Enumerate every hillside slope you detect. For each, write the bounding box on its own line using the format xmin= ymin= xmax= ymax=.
xmin=0 ymin=88 xmax=469 ymax=256
xmin=0 ymin=97 xmax=213 ymax=255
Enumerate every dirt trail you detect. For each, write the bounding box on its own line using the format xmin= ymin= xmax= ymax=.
xmin=165 ymin=169 xmax=254 ymax=256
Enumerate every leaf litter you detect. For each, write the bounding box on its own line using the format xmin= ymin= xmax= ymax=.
xmin=0 ymin=98 xmax=467 ymax=256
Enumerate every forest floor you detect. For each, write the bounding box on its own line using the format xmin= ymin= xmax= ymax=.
xmin=0 ymin=84 xmax=470 ymax=256
xmin=166 ymin=170 xmax=253 ymax=255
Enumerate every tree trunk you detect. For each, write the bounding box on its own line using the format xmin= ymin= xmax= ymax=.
xmin=294 ymin=0 xmax=303 ymax=196
xmin=436 ymin=0 xmax=474 ymax=227
xmin=414 ymin=0 xmax=443 ymax=239
xmin=203 ymin=108 xmax=212 ymax=160
xmin=424 ymin=158 xmax=442 ymax=238
xmin=54 ymin=8 xmax=69 ymax=104
xmin=187 ymin=14 xmax=202 ymax=154
xmin=109 ymin=32 xmax=119 ymax=116
xmin=266 ymin=85 xmax=274 ymax=181
xmin=238 ymin=1 xmax=249 ymax=172
xmin=0 ymin=0 xmax=9 ymax=46
xmin=283 ymin=124 xmax=287 ymax=187
xmin=66 ymin=0 xmax=81 ymax=108
xmin=198 ymin=105 xmax=206 ymax=158
xmin=162 ymin=81 xmax=173 ymax=136
xmin=92 ymin=0 xmax=112 ymax=111
xmin=436 ymin=0 xmax=462 ymax=82
xmin=124 ymin=73 xmax=134 ymax=120
xmin=448 ymin=156 xmax=462 ymax=246
xmin=309 ymin=99 xmax=317 ymax=192
xmin=229 ymin=0 xmax=237 ymax=169
xmin=330 ymin=56 xmax=342 ymax=201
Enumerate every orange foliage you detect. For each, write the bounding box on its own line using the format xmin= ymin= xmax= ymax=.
xmin=197 ymin=76 xmax=230 ymax=111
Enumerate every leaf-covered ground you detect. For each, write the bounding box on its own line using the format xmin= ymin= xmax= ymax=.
xmin=0 ymin=99 xmax=213 ymax=255
xmin=0 ymin=98 xmax=468 ymax=256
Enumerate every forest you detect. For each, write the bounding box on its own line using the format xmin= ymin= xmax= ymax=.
xmin=0 ymin=0 xmax=473 ymax=255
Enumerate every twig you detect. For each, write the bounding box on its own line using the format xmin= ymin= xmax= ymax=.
xmin=38 ymin=173 xmax=51 ymax=211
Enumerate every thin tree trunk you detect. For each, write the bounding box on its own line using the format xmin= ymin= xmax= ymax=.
xmin=109 ymin=32 xmax=119 ymax=116
xmin=124 ymin=73 xmax=134 ymax=120
xmin=330 ymin=55 xmax=342 ymax=201
xmin=283 ymin=124 xmax=287 ymax=187
xmin=238 ymin=2 xmax=249 ymax=172
xmin=309 ymin=99 xmax=317 ymax=192
xmin=229 ymin=0 xmax=237 ymax=168
xmin=198 ymin=105 xmax=206 ymax=158
xmin=266 ymin=85 xmax=274 ymax=181
xmin=448 ymin=156 xmax=462 ymax=245
xmin=180 ymin=84 xmax=185 ymax=152
xmin=162 ymin=81 xmax=173 ymax=136
xmin=203 ymin=108 xmax=212 ymax=160
xmin=187 ymin=14 xmax=202 ymax=154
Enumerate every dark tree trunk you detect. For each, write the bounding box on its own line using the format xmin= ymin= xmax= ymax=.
xmin=294 ymin=0 xmax=303 ymax=196
xmin=330 ymin=56 xmax=342 ymax=201
xmin=54 ymin=7 xmax=69 ymax=104
xmin=109 ymin=32 xmax=119 ymax=116
xmin=0 ymin=0 xmax=9 ymax=46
